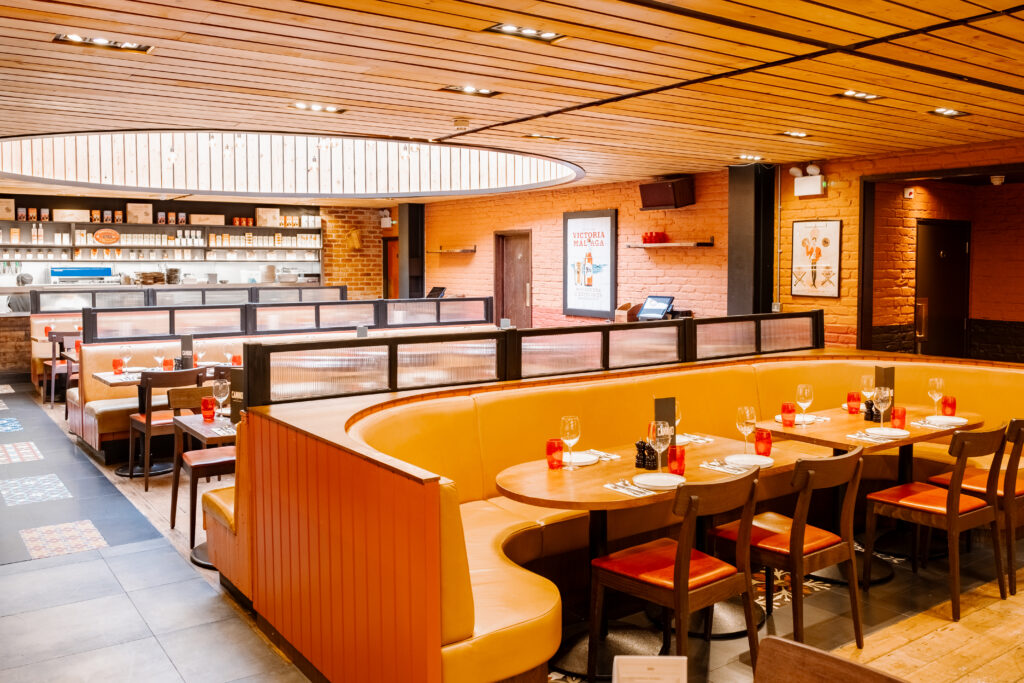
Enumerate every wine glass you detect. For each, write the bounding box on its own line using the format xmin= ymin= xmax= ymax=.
xmin=212 ymin=379 xmax=231 ymax=423
xmin=119 ymin=345 xmax=132 ymax=370
xmin=647 ymin=420 xmax=672 ymax=472
xmin=222 ymin=344 xmax=234 ymax=364
xmin=152 ymin=352 xmax=164 ymax=371
xmin=927 ymin=378 xmax=945 ymax=416
xmin=861 ymin=375 xmax=875 ymax=402
xmin=195 ymin=348 xmax=206 ymax=365
xmin=560 ymin=416 xmax=581 ymax=471
xmin=736 ymin=406 xmax=756 ymax=453
xmin=875 ymin=387 xmax=893 ymax=428
xmin=796 ymin=384 xmax=814 ymax=425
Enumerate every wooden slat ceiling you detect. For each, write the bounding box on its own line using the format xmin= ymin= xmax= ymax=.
xmin=1 ymin=0 xmax=1024 ymax=204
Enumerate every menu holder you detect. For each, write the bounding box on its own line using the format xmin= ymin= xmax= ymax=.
xmin=654 ymin=396 xmax=676 ymax=469
xmin=613 ymin=656 xmax=686 ymax=682
xmin=180 ymin=334 xmax=194 ymax=369
xmin=875 ymin=365 xmax=895 ymax=422
xmin=230 ymin=366 xmax=245 ymax=424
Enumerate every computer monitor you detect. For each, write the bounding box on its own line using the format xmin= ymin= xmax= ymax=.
xmin=426 ymin=286 xmax=446 ymax=298
xmin=636 ymin=295 xmax=674 ymax=321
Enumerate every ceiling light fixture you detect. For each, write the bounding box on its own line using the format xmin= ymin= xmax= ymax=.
xmin=524 ymin=133 xmax=564 ymax=140
xmin=782 ymin=131 xmax=809 ymax=138
xmin=485 ymin=23 xmax=564 ymax=42
xmin=292 ymin=101 xmax=345 ymax=113
xmin=440 ymin=85 xmax=500 ymax=97
xmin=837 ymin=89 xmax=882 ymax=101
xmin=930 ymin=107 xmax=970 ymax=118
xmin=310 ymin=104 xmax=323 ymax=111
xmin=738 ymin=154 xmax=763 ymax=161
xmin=53 ymin=33 xmax=153 ymax=53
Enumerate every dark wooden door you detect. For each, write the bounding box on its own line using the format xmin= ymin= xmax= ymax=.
xmin=496 ymin=232 xmax=531 ymax=328
xmin=382 ymin=237 xmax=399 ymax=298
xmin=915 ymin=220 xmax=970 ymax=357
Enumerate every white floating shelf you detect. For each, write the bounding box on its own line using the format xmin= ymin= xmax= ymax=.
xmin=427 ymin=246 xmax=477 ymax=254
xmin=626 ymin=237 xmax=714 ymax=248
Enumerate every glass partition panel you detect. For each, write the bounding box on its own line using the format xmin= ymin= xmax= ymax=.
xmin=255 ymin=305 xmax=315 ymax=331
xmin=318 ymin=303 xmax=375 ymax=328
xmin=300 ymin=287 xmax=343 ymax=302
xmin=174 ymin=308 xmax=244 ymax=335
xmin=521 ymin=332 xmax=602 ymax=377
xmin=397 ymin=339 xmax=497 ymax=388
xmin=155 ymin=290 xmax=203 ymax=306
xmin=439 ymin=299 xmax=486 ymax=323
xmin=609 ymin=326 xmax=679 ymax=368
xmin=94 ymin=290 xmax=147 ymax=308
xmin=761 ymin=316 xmax=814 ymax=352
xmin=205 ymin=289 xmax=251 ymax=305
xmin=388 ymin=301 xmax=437 ymax=325
xmin=269 ymin=346 xmax=389 ymax=401
xmin=257 ymin=289 xmax=301 ymax=303
xmin=95 ymin=310 xmax=170 ymax=339
xmin=37 ymin=291 xmax=91 ymax=312
xmin=696 ymin=320 xmax=756 ymax=359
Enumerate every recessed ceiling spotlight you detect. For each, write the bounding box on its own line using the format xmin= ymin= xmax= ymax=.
xmin=485 ymin=23 xmax=564 ymax=42
xmin=292 ymin=101 xmax=345 ymax=113
xmin=310 ymin=103 xmax=323 ymax=111
xmin=66 ymin=34 xmax=83 ymax=42
xmin=440 ymin=85 xmax=500 ymax=97
xmin=523 ymin=133 xmax=564 ymax=140
xmin=53 ymin=33 xmax=153 ymax=53
xmin=295 ymin=102 xmax=306 ymax=109
xmin=325 ymin=105 xmax=338 ymax=113
xmin=930 ymin=107 xmax=970 ymax=118
xmin=782 ymin=131 xmax=809 ymax=138
xmin=837 ymin=90 xmax=883 ymax=101
xmin=91 ymin=37 xmax=109 ymax=44
xmin=738 ymin=154 xmax=763 ymax=161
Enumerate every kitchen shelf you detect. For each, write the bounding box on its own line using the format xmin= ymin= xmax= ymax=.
xmin=426 ymin=246 xmax=476 ymax=254
xmin=625 ymin=237 xmax=715 ymax=248
xmin=206 ymin=247 xmax=321 ymax=251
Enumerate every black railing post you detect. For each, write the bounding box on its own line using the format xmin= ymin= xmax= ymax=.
xmin=812 ymin=309 xmax=826 ymax=348
xmin=387 ymin=343 xmax=399 ymax=391
xmin=600 ymin=327 xmax=611 ymax=370
xmin=506 ymin=328 xmax=523 ymax=381
xmin=682 ymin=317 xmax=697 ymax=362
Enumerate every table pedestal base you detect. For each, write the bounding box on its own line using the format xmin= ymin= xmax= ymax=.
xmin=686 ymin=596 xmax=766 ymax=639
xmin=551 ymin=620 xmax=665 ymax=680
xmin=115 ymin=461 xmax=173 ymax=478
xmin=190 ymin=542 xmax=215 ymax=569
xmin=808 ymin=551 xmax=894 ymax=585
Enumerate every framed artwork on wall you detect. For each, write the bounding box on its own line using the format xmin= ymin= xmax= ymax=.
xmin=563 ymin=209 xmax=617 ymax=318
xmin=791 ymin=220 xmax=841 ymax=298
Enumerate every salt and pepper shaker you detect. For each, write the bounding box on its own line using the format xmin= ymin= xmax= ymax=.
xmin=864 ymin=400 xmax=876 ymax=422
xmin=634 ymin=440 xmax=646 ymax=468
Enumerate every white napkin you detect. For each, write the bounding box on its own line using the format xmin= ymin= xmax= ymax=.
xmin=604 ymin=483 xmax=654 ymax=498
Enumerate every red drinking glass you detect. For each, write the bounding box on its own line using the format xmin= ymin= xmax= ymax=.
xmin=891 ymin=406 xmax=907 ymax=429
xmin=162 ymin=358 xmax=174 ymax=371
xmin=846 ymin=391 xmax=861 ymax=414
xmin=668 ymin=444 xmax=685 ymax=475
xmin=74 ymin=339 xmax=82 ymax=354
xmin=231 ymin=354 xmax=242 ymax=366
xmin=781 ymin=402 xmax=797 ymax=427
xmin=941 ymin=396 xmax=957 ymax=416
xmin=546 ymin=438 xmax=563 ymax=470
xmin=201 ymin=395 xmax=217 ymax=422
xmin=43 ymin=326 xmax=52 ymax=337
xmin=112 ymin=358 xmax=124 ymax=375
xmin=754 ymin=429 xmax=772 ymax=456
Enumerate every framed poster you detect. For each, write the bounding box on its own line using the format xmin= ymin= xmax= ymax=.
xmin=563 ymin=209 xmax=617 ymax=318
xmin=791 ymin=220 xmax=841 ymax=298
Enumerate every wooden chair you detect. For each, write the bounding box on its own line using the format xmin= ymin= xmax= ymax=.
xmin=168 ymin=386 xmax=237 ymax=549
xmin=45 ymin=330 xmax=79 ymax=410
xmin=864 ymin=424 xmax=1008 ymax=621
xmin=587 ymin=469 xmax=760 ymax=681
xmin=128 ymin=368 xmax=205 ymax=491
xmin=754 ymin=636 xmax=907 ymax=683
xmin=929 ymin=419 xmax=1024 ymax=594
xmin=713 ymin=448 xmax=864 ymax=647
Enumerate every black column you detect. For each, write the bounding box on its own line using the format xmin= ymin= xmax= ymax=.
xmin=398 ymin=203 xmax=425 ymax=298
xmin=727 ymin=165 xmax=776 ymax=315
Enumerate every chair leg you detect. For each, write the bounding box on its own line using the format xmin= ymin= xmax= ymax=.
xmin=911 ymin=524 xmax=920 ymax=574
xmin=764 ymin=566 xmax=774 ymax=615
xmin=948 ymin=530 xmax=961 ymax=621
xmin=846 ymin=552 xmax=865 ymax=648
xmin=170 ymin=464 xmax=182 ymax=529
xmin=1008 ymin=505 xmax=1017 ymax=596
xmin=702 ymin=605 xmax=714 ymax=642
xmin=660 ymin=606 xmax=672 ymax=655
xmin=127 ymin=428 xmax=136 ymax=480
xmin=922 ymin=526 xmax=932 ymax=570
xmin=791 ymin=571 xmax=805 ymax=643
xmin=991 ymin=518 xmax=1007 ymax=600
xmin=586 ymin=576 xmax=604 ymax=683
xmin=863 ymin=505 xmax=877 ymax=592
xmin=143 ymin=432 xmax=151 ymax=492
xmin=965 ymin=529 xmax=973 ymax=553
xmin=741 ymin=589 xmax=759 ymax=669
xmin=189 ymin=474 xmax=199 ymax=549
xmin=675 ymin=606 xmax=689 ymax=665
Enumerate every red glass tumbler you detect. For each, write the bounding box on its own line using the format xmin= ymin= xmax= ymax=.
xmin=546 ymin=438 xmax=563 ymax=470
xmin=201 ymin=395 xmax=217 ymax=422
xmin=891 ymin=406 xmax=907 ymax=429
xmin=112 ymin=358 xmax=124 ymax=375
xmin=754 ymin=429 xmax=772 ymax=456
xmin=668 ymin=445 xmax=685 ymax=475
xmin=847 ymin=391 xmax=861 ymax=414
xmin=941 ymin=396 xmax=957 ymax=416
xmin=781 ymin=402 xmax=797 ymax=427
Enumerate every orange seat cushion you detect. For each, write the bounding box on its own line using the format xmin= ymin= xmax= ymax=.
xmin=928 ymin=468 xmax=1024 ymax=498
xmin=184 ymin=445 xmax=237 ymax=468
xmin=713 ymin=511 xmax=841 ymax=555
xmin=592 ymin=537 xmax=737 ymax=591
xmin=129 ymin=410 xmax=183 ymax=427
xmin=867 ymin=482 xmax=986 ymax=514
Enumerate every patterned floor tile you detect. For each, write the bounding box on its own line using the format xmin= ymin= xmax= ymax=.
xmin=0 ymin=385 xmax=13 ymax=394
xmin=0 ymin=442 xmax=43 ymax=465
xmin=18 ymin=520 xmax=108 ymax=560
xmin=0 ymin=474 xmax=72 ymax=506
xmin=0 ymin=417 xmax=23 ymax=432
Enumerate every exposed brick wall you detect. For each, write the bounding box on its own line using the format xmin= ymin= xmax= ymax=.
xmin=424 ymin=174 xmax=729 ymax=326
xmin=319 ymin=207 xmax=384 ymax=300
xmin=0 ymin=315 xmax=30 ymax=373
xmin=971 ymin=183 xmax=1024 ymax=322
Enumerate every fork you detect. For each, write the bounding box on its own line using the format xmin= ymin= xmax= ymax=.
xmin=617 ymin=479 xmax=654 ymax=494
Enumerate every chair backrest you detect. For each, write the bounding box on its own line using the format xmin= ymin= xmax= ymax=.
xmin=672 ymin=468 xmax=759 ymax=587
xmin=946 ymin=423 xmax=1008 ymax=510
xmin=788 ymin=448 xmax=864 ymax=551
xmin=48 ymin=331 xmax=80 ymax=364
xmin=166 ymin=385 xmax=213 ymax=414
xmin=1001 ymin=419 xmax=1024 ymax=500
xmin=139 ymin=368 xmax=205 ymax=422
xmin=754 ymin=636 xmax=907 ymax=682
xmin=208 ymin=365 xmax=234 ymax=381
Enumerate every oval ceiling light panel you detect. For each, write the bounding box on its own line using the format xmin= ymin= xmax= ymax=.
xmin=0 ymin=130 xmax=584 ymax=198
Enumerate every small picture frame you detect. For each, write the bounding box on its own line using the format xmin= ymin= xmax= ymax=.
xmin=167 ymin=212 xmax=177 ymax=225
xmin=27 ymin=208 xmax=37 ymax=221
xmin=16 ymin=207 xmax=27 ymax=221
xmin=40 ymin=208 xmax=50 ymax=221
xmin=157 ymin=211 xmax=166 ymax=224
xmin=114 ymin=210 xmax=123 ymax=223
xmin=177 ymin=212 xmax=187 ymax=223
xmin=103 ymin=210 xmax=113 ymax=223
xmin=90 ymin=209 xmax=101 ymax=223
xmin=791 ymin=220 xmax=842 ymax=298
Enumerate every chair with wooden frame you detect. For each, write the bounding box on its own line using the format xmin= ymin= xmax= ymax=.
xmin=128 ymin=368 xmax=205 ymax=492
xmin=45 ymin=330 xmax=79 ymax=410
xmin=586 ymin=468 xmax=760 ymax=682
xmin=167 ymin=385 xmax=236 ymax=549
xmin=864 ymin=424 xmax=1008 ymax=621
xmin=713 ymin=448 xmax=865 ymax=647
xmin=754 ymin=636 xmax=907 ymax=683
xmin=929 ymin=419 xmax=1024 ymax=594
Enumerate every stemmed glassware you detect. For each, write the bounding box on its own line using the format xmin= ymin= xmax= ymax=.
xmin=195 ymin=348 xmax=206 ymax=364
xmin=647 ymin=420 xmax=672 ymax=472
xmin=874 ymin=387 xmax=893 ymax=428
xmin=796 ymin=384 xmax=814 ymax=425
xmin=861 ymin=375 xmax=875 ymax=403
xmin=118 ymin=345 xmax=132 ymax=371
xmin=223 ymin=344 xmax=234 ymax=364
xmin=212 ymin=379 xmax=231 ymax=423
xmin=560 ymin=416 xmax=581 ymax=471
xmin=927 ymin=378 xmax=945 ymax=416
xmin=152 ymin=353 xmax=164 ymax=371
xmin=736 ymin=406 xmax=756 ymax=453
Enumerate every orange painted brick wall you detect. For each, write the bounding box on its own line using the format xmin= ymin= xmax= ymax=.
xmin=319 ymin=207 xmax=383 ymax=300
xmin=424 ymin=174 xmax=729 ymax=326
xmin=971 ymin=183 xmax=1024 ymax=322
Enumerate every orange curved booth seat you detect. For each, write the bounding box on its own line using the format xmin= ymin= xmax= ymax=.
xmin=205 ymin=351 xmax=1024 ymax=682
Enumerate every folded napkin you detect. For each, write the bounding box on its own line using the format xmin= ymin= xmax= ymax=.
xmin=910 ymin=420 xmax=943 ymax=430
xmin=604 ymin=482 xmax=654 ymax=498
xmin=211 ymin=426 xmax=236 ymax=437
xmin=846 ymin=432 xmax=894 ymax=443
xmin=585 ymin=449 xmax=620 ymax=460
xmin=699 ymin=462 xmax=747 ymax=475
xmin=678 ymin=433 xmax=714 ymax=445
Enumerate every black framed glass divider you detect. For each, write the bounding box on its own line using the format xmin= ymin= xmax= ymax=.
xmin=30 ymin=285 xmax=348 ymax=314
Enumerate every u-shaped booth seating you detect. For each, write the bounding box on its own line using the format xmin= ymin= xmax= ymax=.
xmin=203 ymin=352 xmax=1024 ymax=682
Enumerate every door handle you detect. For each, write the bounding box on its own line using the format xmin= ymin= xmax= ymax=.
xmin=525 ymin=282 xmax=531 ymax=307
xmin=915 ymin=299 xmax=928 ymax=342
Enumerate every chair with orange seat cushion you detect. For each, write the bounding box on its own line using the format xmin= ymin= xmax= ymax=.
xmin=713 ymin=448 xmax=864 ymax=647
xmin=864 ymin=424 xmax=1008 ymax=621
xmin=928 ymin=419 xmax=1024 ymax=594
xmin=587 ymin=468 xmax=760 ymax=682
xmin=45 ymin=330 xmax=79 ymax=409
xmin=128 ymin=368 xmax=205 ymax=491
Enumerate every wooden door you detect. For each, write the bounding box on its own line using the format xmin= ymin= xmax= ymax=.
xmin=495 ymin=232 xmax=532 ymax=328
xmin=915 ymin=220 xmax=970 ymax=357
xmin=382 ymin=237 xmax=399 ymax=298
